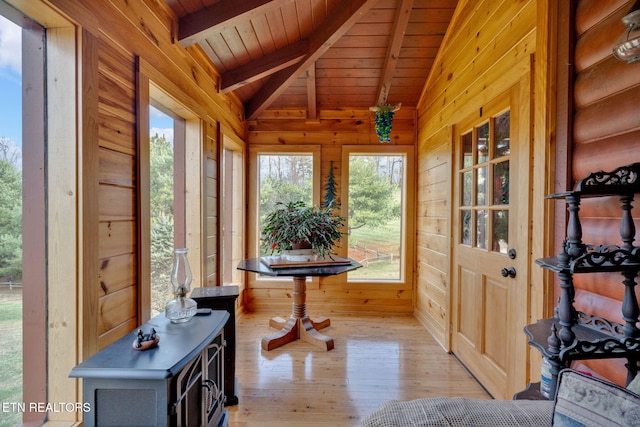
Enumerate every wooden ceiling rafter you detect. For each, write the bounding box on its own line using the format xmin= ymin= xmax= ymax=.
xmin=376 ymin=0 xmax=415 ymax=106
xmin=220 ymin=39 xmax=309 ymax=93
xmin=244 ymin=0 xmax=380 ymax=120
xmin=177 ymin=0 xmax=295 ymax=47
xmin=306 ymin=63 xmax=317 ymax=121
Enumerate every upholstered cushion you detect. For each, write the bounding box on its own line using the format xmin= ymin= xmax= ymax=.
xmin=553 ymin=369 xmax=640 ymax=426
xmin=360 ymin=397 xmax=553 ymax=427
xmin=626 ymin=373 xmax=640 ymax=395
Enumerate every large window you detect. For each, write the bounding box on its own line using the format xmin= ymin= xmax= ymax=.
xmin=342 ymin=146 xmax=414 ymax=283
xmin=0 ymin=12 xmax=24 ymax=427
xmin=248 ymin=145 xmax=320 ymax=283
xmin=148 ymin=105 xmax=187 ymax=317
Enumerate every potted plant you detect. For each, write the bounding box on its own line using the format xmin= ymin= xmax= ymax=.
xmin=260 ymin=201 xmax=345 ymax=259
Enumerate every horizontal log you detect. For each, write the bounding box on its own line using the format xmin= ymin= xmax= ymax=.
xmin=575 ymin=0 xmax=628 ymax=37
xmin=573 ymin=85 xmax=640 ymax=143
xmin=574 ymin=288 xmax=623 ymax=325
xmin=574 ymin=57 xmax=640 ymax=109
xmin=574 ymin=6 xmax=626 ymax=73
xmin=573 ymin=130 xmax=640 ymax=179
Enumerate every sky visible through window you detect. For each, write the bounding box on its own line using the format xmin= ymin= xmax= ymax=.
xmin=0 ymin=13 xmax=21 ymax=167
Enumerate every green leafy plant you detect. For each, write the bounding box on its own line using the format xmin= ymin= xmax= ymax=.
xmin=261 ymin=201 xmax=345 ymax=259
xmin=375 ymin=108 xmax=395 ymax=143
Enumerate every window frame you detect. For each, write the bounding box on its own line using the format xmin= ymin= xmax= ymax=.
xmin=340 ymin=145 xmax=416 ymax=286
xmin=137 ymin=69 xmax=204 ymax=322
xmin=247 ymin=144 xmax=321 ymax=289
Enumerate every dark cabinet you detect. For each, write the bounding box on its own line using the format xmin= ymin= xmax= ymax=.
xmin=191 ymin=285 xmax=239 ymax=405
xmin=519 ymin=163 xmax=640 ymax=400
xmin=70 ymin=310 xmax=229 ymax=426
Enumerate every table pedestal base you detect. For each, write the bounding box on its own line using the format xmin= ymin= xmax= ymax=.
xmin=261 ymin=277 xmax=334 ymax=351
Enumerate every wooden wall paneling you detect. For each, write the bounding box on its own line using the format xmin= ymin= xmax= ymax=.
xmin=418 ymin=0 xmax=535 ymax=127
xmin=414 ymin=124 xmax=451 ymax=349
xmin=50 ymin=0 xmax=245 ymax=135
xmin=205 ymin=119 xmax=219 ymax=286
xmin=99 ymin=254 xmax=137 ymax=297
xmin=80 ymin=28 xmax=101 ymax=367
xmin=98 ymin=147 xmax=136 ymax=187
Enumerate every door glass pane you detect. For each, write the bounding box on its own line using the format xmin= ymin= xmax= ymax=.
xmin=476 ymin=210 xmax=488 ymax=249
xmin=493 ymin=161 xmax=509 ymax=205
xmin=493 ymin=210 xmax=509 ymax=254
xmin=462 ymin=132 xmax=473 ymax=168
xmin=493 ymin=111 xmax=510 ymax=158
xmin=348 ymin=154 xmax=404 ymax=280
xmin=461 ymin=210 xmax=471 ymax=246
xmin=477 ymin=122 xmax=489 ymax=163
xmin=476 ymin=166 xmax=488 ymax=206
xmin=462 ymin=171 xmax=472 ymax=206
xmin=258 ymin=154 xmax=313 ymax=256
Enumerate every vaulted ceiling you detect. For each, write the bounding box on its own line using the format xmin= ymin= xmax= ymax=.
xmin=165 ymin=0 xmax=457 ymax=120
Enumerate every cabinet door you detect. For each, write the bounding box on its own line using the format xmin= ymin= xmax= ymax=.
xmin=203 ymin=333 xmax=225 ymax=426
xmin=170 ymin=353 xmax=204 ymax=427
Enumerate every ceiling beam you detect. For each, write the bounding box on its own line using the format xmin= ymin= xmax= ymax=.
xmin=375 ymin=0 xmax=414 ymax=106
xmin=221 ymin=39 xmax=309 ymax=93
xmin=178 ymin=0 xmax=294 ymax=47
xmin=245 ymin=0 xmax=379 ymax=120
xmin=306 ymin=64 xmax=317 ymax=121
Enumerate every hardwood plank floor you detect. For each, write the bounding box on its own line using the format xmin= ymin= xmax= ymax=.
xmin=227 ymin=312 xmax=490 ymax=426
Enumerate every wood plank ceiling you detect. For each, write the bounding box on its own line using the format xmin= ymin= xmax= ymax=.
xmin=166 ymin=0 xmax=457 ymax=120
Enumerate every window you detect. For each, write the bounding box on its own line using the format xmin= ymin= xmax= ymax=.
xmin=138 ymin=74 xmax=203 ymax=320
xmin=0 ymin=12 xmax=24 ymax=427
xmin=247 ymin=145 xmax=320 ymax=283
xmin=148 ymin=104 xmax=187 ymax=316
xmin=342 ymin=146 xmax=414 ymax=283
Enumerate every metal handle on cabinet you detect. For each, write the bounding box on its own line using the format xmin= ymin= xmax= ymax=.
xmin=501 ymin=267 xmax=516 ymax=278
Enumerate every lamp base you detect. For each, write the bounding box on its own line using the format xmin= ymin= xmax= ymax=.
xmin=165 ymin=297 xmax=197 ymax=323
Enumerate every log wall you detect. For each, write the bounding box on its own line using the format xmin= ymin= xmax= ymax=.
xmin=569 ymin=0 xmax=640 ymax=383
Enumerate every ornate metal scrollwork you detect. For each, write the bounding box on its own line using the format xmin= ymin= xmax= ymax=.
xmin=577 ymin=311 xmax=625 ymax=336
xmin=561 ymin=336 xmax=640 ymax=360
xmin=570 ymin=244 xmax=640 ymax=270
xmin=576 ymin=163 xmax=640 ymax=194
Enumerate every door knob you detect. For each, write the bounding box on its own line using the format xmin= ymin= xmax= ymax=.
xmin=501 ymin=267 xmax=516 ymax=278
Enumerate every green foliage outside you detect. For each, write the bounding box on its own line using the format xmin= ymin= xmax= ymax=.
xmin=0 ymin=139 xmax=22 ymax=282
xmin=149 ymin=134 xmax=175 ymax=316
xmin=347 ymin=156 xmax=400 ymax=232
xmin=0 ymin=290 xmax=22 ymax=427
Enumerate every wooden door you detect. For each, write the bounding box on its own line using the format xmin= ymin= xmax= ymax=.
xmin=451 ymin=82 xmax=530 ymax=399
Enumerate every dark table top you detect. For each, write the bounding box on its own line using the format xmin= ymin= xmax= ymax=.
xmin=237 ymin=257 xmax=362 ymax=277
xmin=69 ymin=310 xmax=229 ymax=380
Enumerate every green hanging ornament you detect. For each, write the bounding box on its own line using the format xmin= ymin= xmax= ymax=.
xmin=370 ymin=103 xmax=401 ymax=143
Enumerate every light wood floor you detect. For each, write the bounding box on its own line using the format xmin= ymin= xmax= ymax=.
xmin=227 ymin=312 xmax=491 ymax=426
